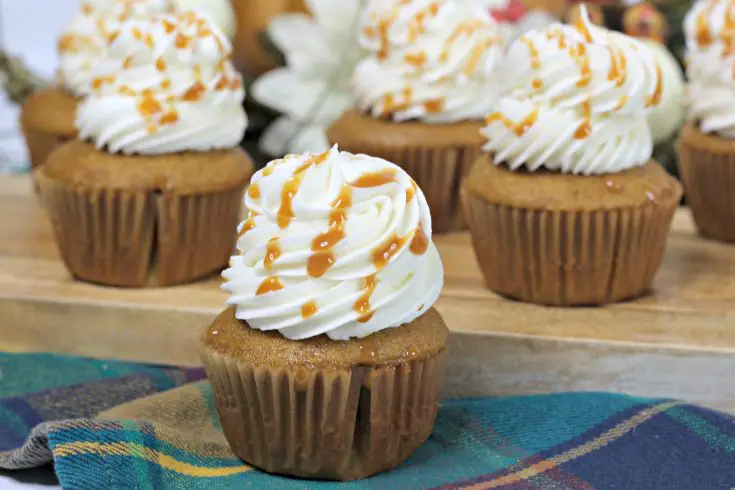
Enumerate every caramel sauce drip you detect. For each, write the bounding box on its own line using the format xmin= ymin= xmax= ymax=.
xmin=263 ymin=165 xmax=275 ymax=177
xmin=382 ymin=87 xmax=413 ymax=115
xmin=354 ymin=274 xmax=378 ymax=323
xmin=301 ymin=300 xmax=318 ymax=319
xmin=377 ymin=18 xmax=391 ymax=60
xmin=238 ymin=217 xmax=256 ymax=238
xmin=256 ymin=276 xmax=283 ymax=296
xmin=351 ymin=169 xmax=396 ymax=188
xmin=132 ymin=27 xmax=143 ymax=41
xmin=160 ymin=111 xmax=178 ymax=125
xmin=162 ymin=19 xmax=176 ymax=34
xmin=486 ymin=109 xmax=538 ymax=137
xmin=372 ymin=233 xmax=407 ymax=269
xmin=144 ymin=34 xmax=155 ymax=49
xmin=119 ymin=86 xmax=135 ymax=96
xmin=406 ymin=183 xmax=416 ymax=204
xmin=574 ymin=15 xmax=594 ymax=42
xmin=161 ymin=79 xmax=171 ymax=90
xmin=123 ymin=55 xmax=134 ymax=69
xmin=409 ymin=226 xmax=429 ymax=255
xmin=695 ymin=5 xmax=714 ymax=47
xmin=532 ymin=78 xmax=543 ymax=90
xmin=442 ymin=20 xmax=482 ymax=62
xmin=91 ymin=76 xmax=115 ymax=90
xmin=645 ymin=63 xmax=663 ymax=108
xmin=575 ymin=43 xmax=592 ymax=88
xmin=307 ymin=252 xmax=336 ymax=278
xmin=247 ymin=183 xmax=260 ymax=199
xmin=405 ymin=51 xmax=427 ymax=67
xmin=723 ymin=5 xmax=735 ymax=56
xmin=278 ymin=150 xmax=331 ymax=229
xmin=307 ymin=185 xmax=352 ymax=278
xmin=464 ymin=39 xmax=493 ymax=76
xmin=614 ymin=95 xmax=628 ymax=111
xmin=424 ymin=98 xmax=445 ymax=113
xmin=155 ymin=57 xmax=166 ymax=72
xmin=522 ymin=37 xmax=541 ymax=69
xmin=575 ymin=100 xmax=592 ymax=139
xmin=175 ymin=32 xmax=191 ymax=49
xmin=138 ymin=95 xmax=162 ymax=116
xmin=264 ymin=238 xmax=281 ymax=269
xmin=182 ymin=82 xmax=206 ymax=102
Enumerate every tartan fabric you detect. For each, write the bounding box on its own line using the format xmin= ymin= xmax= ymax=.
xmin=0 ymin=353 xmax=733 ymax=489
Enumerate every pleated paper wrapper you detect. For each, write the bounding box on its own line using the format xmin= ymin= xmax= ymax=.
xmin=677 ymin=123 xmax=735 ymax=243
xmin=36 ymin=171 xmax=245 ymax=287
xmin=200 ymin=346 xmax=446 ymax=481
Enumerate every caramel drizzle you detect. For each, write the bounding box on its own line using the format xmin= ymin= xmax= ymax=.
xmin=486 ymin=109 xmax=539 ymax=137
xmin=522 ymin=36 xmax=541 ymax=69
xmin=574 ymin=43 xmax=592 ymax=88
xmin=238 ymin=216 xmax=256 ymax=238
xmin=574 ymin=14 xmax=594 ymax=42
xmin=381 ymin=87 xmax=413 ymax=116
xmin=464 ymin=38 xmax=495 ymax=76
xmin=409 ymin=226 xmax=429 ymax=255
xmin=723 ymin=3 xmax=735 ymax=56
xmin=645 ymin=63 xmax=663 ymax=108
xmin=575 ymin=100 xmax=592 ymax=139
xmin=277 ymin=149 xmax=331 ymax=229
xmin=264 ymin=238 xmax=281 ymax=269
xmin=301 ymin=300 xmax=318 ymax=319
xmin=372 ymin=233 xmax=408 ymax=270
xmin=695 ymin=2 xmax=714 ymax=48
xmin=256 ymin=276 xmax=283 ymax=295
xmin=441 ymin=19 xmax=483 ymax=62
xmin=351 ymin=169 xmax=397 ymax=188
xmin=247 ymin=182 xmax=260 ymax=199
xmin=607 ymin=46 xmax=628 ymax=88
xmin=424 ymin=98 xmax=445 ymax=113
xmin=354 ymin=275 xmax=378 ymax=323
xmin=307 ymin=185 xmax=352 ymax=278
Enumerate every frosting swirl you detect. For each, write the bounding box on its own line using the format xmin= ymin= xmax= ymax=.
xmin=58 ymin=0 xmax=173 ymax=96
xmin=223 ymin=146 xmax=444 ymax=341
xmin=482 ymin=8 xmax=662 ymax=175
xmin=684 ymin=0 xmax=735 ymax=138
xmin=76 ymin=12 xmax=247 ymax=155
xmin=353 ymin=0 xmax=504 ymax=123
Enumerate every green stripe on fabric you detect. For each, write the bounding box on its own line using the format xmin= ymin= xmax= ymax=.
xmin=666 ymin=407 xmax=735 ymax=453
xmin=121 ymin=420 xmax=155 ymax=490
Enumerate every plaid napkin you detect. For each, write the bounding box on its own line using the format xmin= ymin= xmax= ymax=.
xmin=0 ymin=353 xmax=733 ymax=489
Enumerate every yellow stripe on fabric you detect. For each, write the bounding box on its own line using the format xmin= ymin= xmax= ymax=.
xmin=55 ymin=442 xmax=251 ymax=478
xmin=463 ymin=402 xmax=679 ymax=490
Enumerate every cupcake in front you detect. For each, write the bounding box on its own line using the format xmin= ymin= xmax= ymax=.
xmin=35 ymin=12 xmax=253 ymax=287
xmin=678 ymin=0 xmax=735 ymax=243
xmin=200 ymin=146 xmax=448 ymax=480
xmin=21 ymin=0 xmax=173 ymax=171
xmin=327 ymin=0 xmax=504 ymax=233
xmin=463 ymin=6 xmax=682 ymax=306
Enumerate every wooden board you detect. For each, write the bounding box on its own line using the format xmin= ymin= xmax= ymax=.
xmin=1 ymin=175 xmax=734 ymax=411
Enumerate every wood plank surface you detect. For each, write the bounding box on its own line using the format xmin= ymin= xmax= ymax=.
xmin=1 ymin=175 xmax=734 ymax=411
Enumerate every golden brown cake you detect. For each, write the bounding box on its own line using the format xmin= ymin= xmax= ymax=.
xmin=463 ymin=9 xmax=682 ymax=305
xmin=202 ymin=147 xmax=448 ymax=480
xmin=36 ymin=12 xmax=253 ymax=287
xmin=37 ymin=140 xmax=252 ymax=287
xmin=677 ymin=124 xmax=735 ymax=243
xmin=201 ymin=307 xmax=448 ymax=481
xmin=20 ymin=88 xmax=78 ymax=170
xmin=328 ymin=0 xmax=504 ymax=234
xmin=677 ymin=2 xmax=735 ymax=243
xmin=464 ymin=156 xmax=681 ymax=305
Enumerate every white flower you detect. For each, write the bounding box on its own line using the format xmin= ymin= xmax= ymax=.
xmin=252 ymin=0 xmax=364 ymax=155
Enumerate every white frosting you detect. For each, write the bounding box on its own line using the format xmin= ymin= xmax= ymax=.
xmin=58 ymin=0 xmax=173 ymax=96
xmin=171 ymin=0 xmax=236 ymax=40
xmin=223 ymin=146 xmax=444 ymax=341
xmin=482 ymin=8 xmax=662 ymax=175
xmin=76 ymin=12 xmax=247 ymax=155
xmin=684 ymin=0 xmax=735 ymax=138
xmin=353 ymin=0 xmax=504 ymax=123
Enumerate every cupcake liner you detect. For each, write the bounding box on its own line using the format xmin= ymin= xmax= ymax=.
xmin=200 ymin=345 xmax=446 ymax=481
xmin=677 ymin=124 xmax=735 ymax=243
xmin=462 ymin=189 xmax=681 ymax=305
xmin=36 ymin=170 xmax=245 ymax=287
xmin=328 ymin=112 xmax=483 ymax=233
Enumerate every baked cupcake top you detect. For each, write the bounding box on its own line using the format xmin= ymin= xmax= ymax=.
xmin=482 ymin=7 xmax=662 ymax=175
xmin=684 ymin=0 xmax=735 ymax=138
xmin=352 ymin=0 xmax=504 ymax=123
xmin=223 ymin=146 xmax=444 ymax=341
xmin=76 ymin=11 xmax=247 ymax=155
xmin=58 ymin=0 xmax=173 ymax=97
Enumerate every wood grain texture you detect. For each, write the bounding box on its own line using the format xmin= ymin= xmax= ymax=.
xmin=1 ymin=175 xmax=734 ymax=410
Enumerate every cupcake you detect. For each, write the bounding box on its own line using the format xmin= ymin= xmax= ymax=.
xmin=200 ymin=146 xmax=448 ymax=480
xmin=20 ymin=0 xmax=173 ymax=170
xmin=327 ymin=0 xmax=504 ymax=233
xmin=677 ymin=0 xmax=735 ymax=243
xmin=463 ymin=8 xmax=682 ymax=306
xmin=36 ymin=12 xmax=253 ymax=287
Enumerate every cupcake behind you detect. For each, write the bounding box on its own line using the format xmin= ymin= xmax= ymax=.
xmin=463 ymin=7 xmax=682 ymax=305
xmin=36 ymin=11 xmax=253 ymax=287
xmin=327 ymin=0 xmax=504 ymax=233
